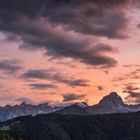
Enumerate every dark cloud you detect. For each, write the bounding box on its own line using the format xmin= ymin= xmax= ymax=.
xmin=62 ymin=9 xmax=129 ymax=39
xmin=0 ymin=0 xmax=131 ymax=38
xmin=0 ymin=59 xmax=22 ymax=74
xmin=22 ymin=70 xmax=48 ymax=79
xmin=137 ymin=23 xmax=140 ymax=28
xmin=63 ymin=93 xmax=86 ymax=102
xmin=125 ymin=91 xmax=140 ymax=104
xmin=46 ymin=43 xmax=118 ymax=68
xmin=18 ymin=24 xmax=118 ymax=68
xmin=21 ymin=69 xmax=89 ymax=87
xmin=123 ymin=64 xmax=140 ymax=68
xmin=123 ymin=85 xmax=140 ymax=93
xmin=98 ymin=86 xmax=104 ymax=91
xmin=123 ymin=84 xmax=140 ymax=104
xmin=28 ymin=83 xmax=57 ymax=90
xmin=0 ymin=0 xmax=133 ymax=67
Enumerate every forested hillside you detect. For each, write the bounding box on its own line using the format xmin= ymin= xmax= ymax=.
xmin=1 ymin=112 xmax=140 ymax=140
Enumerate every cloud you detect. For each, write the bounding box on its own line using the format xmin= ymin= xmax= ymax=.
xmin=137 ymin=23 xmax=140 ymax=28
xmin=125 ymin=91 xmax=140 ymax=104
xmin=21 ymin=69 xmax=89 ymax=87
xmin=0 ymin=0 xmax=131 ymax=38
xmin=28 ymin=83 xmax=57 ymax=90
xmin=63 ymin=93 xmax=86 ymax=102
xmin=0 ymin=59 xmax=22 ymax=74
xmin=123 ymin=85 xmax=140 ymax=92
xmin=0 ymin=0 xmax=131 ymax=67
xmin=123 ymin=64 xmax=140 ymax=68
xmin=45 ymin=42 xmax=118 ymax=68
xmin=123 ymin=84 xmax=140 ymax=104
xmin=17 ymin=21 xmax=118 ymax=68
xmin=98 ymin=86 xmax=104 ymax=91
xmin=61 ymin=9 xmax=129 ymax=39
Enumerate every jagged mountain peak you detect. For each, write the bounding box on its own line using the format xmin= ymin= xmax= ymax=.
xmin=98 ymin=92 xmax=124 ymax=106
xmin=86 ymin=92 xmax=129 ymax=115
xmin=109 ymin=92 xmax=119 ymax=97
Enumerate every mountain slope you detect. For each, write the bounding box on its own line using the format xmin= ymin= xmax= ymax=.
xmin=55 ymin=104 xmax=89 ymax=115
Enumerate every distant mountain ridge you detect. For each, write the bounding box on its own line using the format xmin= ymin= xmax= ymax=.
xmin=0 ymin=102 xmax=62 ymax=122
xmin=1 ymin=92 xmax=140 ymax=121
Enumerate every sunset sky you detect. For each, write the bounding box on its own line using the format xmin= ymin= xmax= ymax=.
xmin=0 ymin=0 xmax=140 ymax=106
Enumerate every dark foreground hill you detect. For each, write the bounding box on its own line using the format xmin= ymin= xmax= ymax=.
xmin=1 ymin=112 xmax=140 ymax=140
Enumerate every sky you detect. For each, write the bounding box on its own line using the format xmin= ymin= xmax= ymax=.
xmin=0 ymin=0 xmax=140 ymax=106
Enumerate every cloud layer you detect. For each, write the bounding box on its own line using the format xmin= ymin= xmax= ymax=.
xmin=0 ymin=0 xmax=133 ymax=67
xmin=28 ymin=83 xmax=57 ymax=90
xmin=21 ymin=69 xmax=89 ymax=87
xmin=63 ymin=93 xmax=86 ymax=102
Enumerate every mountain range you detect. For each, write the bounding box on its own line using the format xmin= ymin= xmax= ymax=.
xmin=0 ymin=102 xmax=61 ymax=122
xmin=1 ymin=92 xmax=140 ymax=122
